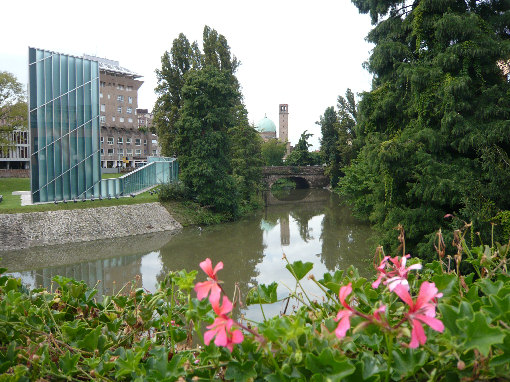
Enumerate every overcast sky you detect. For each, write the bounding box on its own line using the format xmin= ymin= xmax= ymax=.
xmin=0 ymin=0 xmax=373 ymax=149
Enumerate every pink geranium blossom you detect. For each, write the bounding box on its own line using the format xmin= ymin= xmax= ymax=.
xmin=204 ymin=296 xmax=244 ymax=352
xmin=372 ymin=255 xmax=422 ymax=291
xmin=394 ymin=281 xmax=444 ymax=348
xmin=194 ymin=258 xmax=223 ymax=303
xmin=335 ymin=283 xmax=354 ymax=338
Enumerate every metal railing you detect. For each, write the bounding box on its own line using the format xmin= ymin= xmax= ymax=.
xmin=100 ymin=157 xmax=178 ymax=198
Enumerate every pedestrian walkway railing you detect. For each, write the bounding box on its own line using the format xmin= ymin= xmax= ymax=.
xmin=100 ymin=157 xmax=178 ymax=198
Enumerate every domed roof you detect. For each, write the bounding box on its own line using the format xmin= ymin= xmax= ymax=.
xmin=255 ymin=116 xmax=276 ymax=133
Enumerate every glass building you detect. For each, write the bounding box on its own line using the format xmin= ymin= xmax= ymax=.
xmin=29 ymin=47 xmax=101 ymax=203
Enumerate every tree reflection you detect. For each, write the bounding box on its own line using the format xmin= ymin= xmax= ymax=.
xmin=157 ymin=216 xmax=265 ymax=305
xmin=320 ymin=192 xmax=374 ymax=275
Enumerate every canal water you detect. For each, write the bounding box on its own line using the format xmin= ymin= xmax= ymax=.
xmin=1 ymin=189 xmax=374 ymax=320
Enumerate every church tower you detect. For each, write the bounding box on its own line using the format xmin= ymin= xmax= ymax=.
xmin=279 ymin=104 xmax=291 ymax=156
xmin=279 ymin=104 xmax=288 ymax=143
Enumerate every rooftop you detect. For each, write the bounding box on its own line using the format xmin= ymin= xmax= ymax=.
xmin=83 ymin=54 xmax=142 ymax=79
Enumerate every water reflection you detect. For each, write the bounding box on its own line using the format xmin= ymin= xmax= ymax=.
xmin=2 ymin=190 xmax=374 ymax=320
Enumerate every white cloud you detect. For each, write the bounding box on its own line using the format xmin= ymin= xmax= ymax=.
xmin=1 ymin=0 xmax=373 ymax=149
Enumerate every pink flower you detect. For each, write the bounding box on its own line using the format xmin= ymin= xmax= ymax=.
xmin=194 ymin=258 xmax=223 ymax=303
xmin=372 ymin=255 xmax=422 ymax=291
xmin=394 ymin=281 xmax=444 ymax=348
xmin=335 ymin=283 xmax=354 ymax=338
xmin=204 ymin=296 xmax=244 ymax=352
xmin=373 ymin=304 xmax=386 ymax=322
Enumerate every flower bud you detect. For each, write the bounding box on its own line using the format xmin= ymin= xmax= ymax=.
xmin=457 ymin=360 xmax=465 ymax=370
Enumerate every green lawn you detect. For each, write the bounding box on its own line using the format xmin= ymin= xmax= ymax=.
xmin=0 ymin=178 xmax=159 ymax=214
xmin=101 ymin=173 xmax=123 ymax=179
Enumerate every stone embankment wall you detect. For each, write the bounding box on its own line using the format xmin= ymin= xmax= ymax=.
xmin=0 ymin=203 xmax=182 ymax=251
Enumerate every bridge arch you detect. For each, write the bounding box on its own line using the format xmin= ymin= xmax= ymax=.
xmin=271 ymin=176 xmax=310 ymax=189
xmin=261 ymin=166 xmax=329 ymax=189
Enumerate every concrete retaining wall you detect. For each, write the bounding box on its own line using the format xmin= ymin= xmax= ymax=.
xmin=0 ymin=203 xmax=182 ymax=251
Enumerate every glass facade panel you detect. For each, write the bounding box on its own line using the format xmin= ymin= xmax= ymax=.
xmin=29 ymin=48 xmax=101 ymax=203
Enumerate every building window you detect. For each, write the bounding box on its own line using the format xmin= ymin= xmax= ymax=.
xmin=126 ymin=137 xmax=131 ymax=145
xmin=112 ymin=116 xmax=116 ymax=122
xmin=117 ymin=106 xmax=122 ymax=113
xmin=100 ymin=81 xmax=106 ymax=87
xmin=118 ymin=148 xmax=124 ymax=155
xmin=108 ymin=148 xmax=114 ymax=155
xmin=144 ymin=139 xmax=147 ymax=146
xmin=135 ymin=149 xmax=141 ymax=155
xmin=100 ymin=92 xmax=103 ymax=98
xmin=101 ymin=104 xmax=105 ymax=112
xmin=128 ymin=118 xmax=133 ymax=123
xmin=135 ymin=138 xmax=141 ymax=146
xmin=117 ymin=84 xmax=125 ymax=90
xmin=108 ymin=94 xmax=111 ymax=99
xmin=107 ymin=137 xmax=114 ymax=145
xmin=119 ymin=117 xmax=124 ymax=122
xmin=128 ymin=96 xmax=133 ymax=104
xmin=100 ymin=136 xmax=104 ymax=143
xmin=127 ymin=107 xmax=132 ymax=114
xmin=127 ymin=86 xmax=133 ymax=91
xmin=100 ymin=116 xmax=106 ymax=123
xmin=118 ymin=137 xmax=123 ymax=144
xmin=127 ymin=149 xmax=133 ymax=155
xmin=100 ymin=148 xmax=104 ymax=154
xmin=152 ymin=149 xmax=157 ymax=155
xmin=117 ymin=95 xmax=124 ymax=102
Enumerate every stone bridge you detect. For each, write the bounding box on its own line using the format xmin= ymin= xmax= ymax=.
xmin=262 ymin=166 xmax=329 ymax=189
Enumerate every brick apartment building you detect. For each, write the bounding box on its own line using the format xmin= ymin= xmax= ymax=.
xmin=84 ymin=55 xmax=157 ymax=169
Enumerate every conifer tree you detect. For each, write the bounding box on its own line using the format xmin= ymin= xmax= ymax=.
xmin=341 ymin=0 xmax=510 ymax=258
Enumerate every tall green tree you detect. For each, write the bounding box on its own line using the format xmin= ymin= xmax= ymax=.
xmin=0 ymin=71 xmax=27 ymax=149
xmin=230 ymin=106 xmax=264 ymax=203
xmin=286 ymin=131 xmax=315 ymax=166
xmin=154 ymin=26 xmax=262 ymax=215
xmin=176 ymin=66 xmax=240 ymax=215
xmin=340 ymin=0 xmax=510 ymax=259
xmin=318 ymin=106 xmax=341 ymax=186
xmin=261 ymin=139 xmax=287 ymax=166
xmin=336 ymin=89 xmax=358 ymax=168
xmin=154 ymin=34 xmax=201 ymax=156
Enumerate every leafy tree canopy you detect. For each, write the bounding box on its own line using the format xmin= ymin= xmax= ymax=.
xmin=286 ymin=131 xmax=319 ymax=166
xmin=340 ymin=0 xmax=510 ymax=259
xmin=0 ymin=71 xmax=27 ymax=147
xmin=261 ymin=139 xmax=287 ymax=166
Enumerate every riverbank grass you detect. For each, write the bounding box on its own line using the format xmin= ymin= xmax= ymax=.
xmin=0 ymin=177 xmax=159 ymax=214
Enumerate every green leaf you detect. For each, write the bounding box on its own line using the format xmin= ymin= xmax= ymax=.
xmin=478 ymin=279 xmax=504 ymax=297
xmin=491 ymin=333 xmax=510 ymax=366
xmin=431 ymin=273 xmax=458 ymax=298
xmin=58 ymin=351 xmax=80 ymax=375
xmin=76 ymin=326 xmax=101 ymax=352
xmin=145 ymin=347 xmax=185 ymax=380
xmin=225 ymin=361 xmax=258 ymax=382
xmin=438 ymin=304 xmax=462 ymax=337
xmin=457 ymin=312 xmax=506 ymax=356
xmin=484 ymin=295 xmax=510 ymax=321
xmin=246 ymin=282 xmax=278 ymax=305
xmin=361 ymin=353 xmax=384 ymax=379
xmin=391 ymin=348 xmax=428 ymax=379
xmin=319 ymin=270 xmax=345 ymax=295
xmin=286 ymin=260 xmax=314 ymax=281
xmin=174 ymin=270 xmax=197 ymax=291
xmin=305 ymin=348 xmax=355 ymax=380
